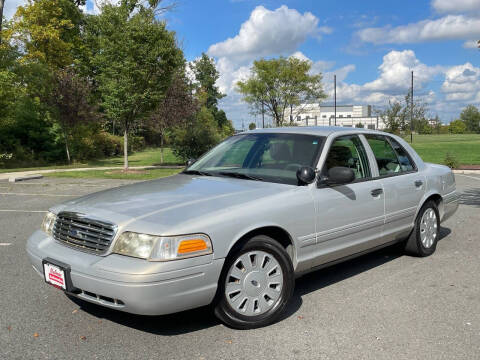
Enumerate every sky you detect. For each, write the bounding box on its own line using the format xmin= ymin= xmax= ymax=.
xmin=4 ymin=0 xmax=480 ymax=129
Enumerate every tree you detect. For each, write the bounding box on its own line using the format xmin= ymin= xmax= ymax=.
xmin=459 ymin=105 xmax=480 ymax=133
xmin=170 ymin=106 xmax=221 ymax=161
xmin=236 ymin=57 xmax=326 ymax=127
xmin=8 ymin=0 xmax=83 ymax=69
xmin=355 ymin=122 xmax=364 ymax=128
xmin=190 ymin=53 xmax=225 ymax=110
xmin=50 ymin=68 xmax=99 ymax=162
xmin=92 ymin=1 xmax=183 ymax=170
xmin=449 ymin=119 xmax=467 ymax=134
xmin=148 ymin=71 xmax=197 ymax=163
xmin=377 ymin=100 xmax=403 ymax=133
xmin=0 ymin=0 xmax=5 ymax=43
xmin=377 ymin=91 xmax=429 ymax=134
xmin=248 ymin=122 xmax=256 ymax=130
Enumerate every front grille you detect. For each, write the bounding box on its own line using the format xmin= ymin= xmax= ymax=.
xmin=53 ymin=212 xmax=117 ymax=254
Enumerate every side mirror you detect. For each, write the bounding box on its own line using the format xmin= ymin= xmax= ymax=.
xmin=186 ymin=158 xmax=196 ymax=167
xmin=324 ymin=167 xmax=355 ymax=185
xmin=297 ymin=166 xmax=316 ymax=185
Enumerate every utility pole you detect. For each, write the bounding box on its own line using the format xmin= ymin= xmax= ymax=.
xmin=262 ymin=102 xmax=265 ymax=128
xmin=410 ymin=71 xmax=413 ymax=143
xmin=334 ymin=74 xmax=337 ymax=126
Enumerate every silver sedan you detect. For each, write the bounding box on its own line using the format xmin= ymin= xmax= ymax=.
xmin=27 ymin=127 xmax=459 ymax=329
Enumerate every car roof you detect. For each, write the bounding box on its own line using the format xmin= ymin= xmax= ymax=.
xmin=242 ymin=126 xmax=390 ymax=137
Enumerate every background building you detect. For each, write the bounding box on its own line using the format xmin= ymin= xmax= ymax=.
xmin=288 ymin=104 xmax=386 ymax=130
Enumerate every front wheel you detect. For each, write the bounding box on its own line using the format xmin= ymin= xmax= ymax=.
xmin=405 ymin=200 xmax=440 ymax=257
xmin=214 ymin=235 xmax=295 ymax=329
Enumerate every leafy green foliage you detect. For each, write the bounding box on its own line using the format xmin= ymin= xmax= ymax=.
xmin=91 ymin=2 xmax=184 ymax=169
xmin=459 ymin=105 xmax=480 ymax=133
xmin=443 ymin=152 xmax=459 ymax=169
xmin=190 ymin=53 xmax=225 ymax=109
xmin=170 ymin=106 xmax=222 ymax=161
xmin=449 ymin=119 xmax=467 ymax=134
xmin=237 ymin=56 xmax=326 ymax=126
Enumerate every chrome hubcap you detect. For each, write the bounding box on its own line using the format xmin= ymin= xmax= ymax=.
xmin=225 ymin=250 xmax=283 ymax=316
xmin=420 ymin=208 xmax=438 ymax=248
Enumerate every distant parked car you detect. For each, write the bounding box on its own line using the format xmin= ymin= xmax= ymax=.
xmin=27 ymin=127 xmax=459 ymax=329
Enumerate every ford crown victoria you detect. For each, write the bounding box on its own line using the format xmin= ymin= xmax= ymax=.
xmin=27 ymin=127 xmax=459 ymax=329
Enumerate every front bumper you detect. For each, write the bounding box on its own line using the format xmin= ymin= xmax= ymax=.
xmin=26 ymin=230 xmax=224 ymax=315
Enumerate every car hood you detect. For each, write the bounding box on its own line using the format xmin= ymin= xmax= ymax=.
xmin=52 ymin=174 xmax=292 ymax=230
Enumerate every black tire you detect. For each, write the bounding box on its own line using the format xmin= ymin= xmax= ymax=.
xmin=404 ymin=200 xmax=440 ymax=257
xmin=214 ymin=235 xmax=295 ymax=329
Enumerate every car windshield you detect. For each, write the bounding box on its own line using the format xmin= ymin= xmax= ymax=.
xmin=185 ymin=133 xmax=325 ymax=185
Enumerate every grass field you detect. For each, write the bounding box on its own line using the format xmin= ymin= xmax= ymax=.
xmin=0 ymin=148 xmax=181 ymax=173
xmin=44 ymin=168 xmax=181 ymax=180
xmin=403 ymin=134 xmax=480 ymax=165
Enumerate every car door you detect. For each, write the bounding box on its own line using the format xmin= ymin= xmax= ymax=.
xmin=364 ymin=134 xmax=425 ymax=242
xmin=308 ymin=134 xmax=386 ymax=269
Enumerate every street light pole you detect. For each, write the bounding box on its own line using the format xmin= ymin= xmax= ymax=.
xmin=410 ymin=71 xmax=413 ymax=143
xmin=334 ymin=74 xmax=337 ymax=126
xmin=262 ymin=102 xmax=265 ymax=128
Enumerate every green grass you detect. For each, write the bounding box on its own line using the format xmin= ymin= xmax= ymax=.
xmin=44 ymin=168 xmax=182 ymax=180
xmin=0 ymin=147 xmax=181 ymax=173
xmin=403 ymin=134 xmax=480 ymax=165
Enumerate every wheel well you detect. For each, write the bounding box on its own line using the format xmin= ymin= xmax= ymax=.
xmin=424 ymin=193 xmax=444 ymax=218
xmin=230 ymin=226 xmax=295 ymax=261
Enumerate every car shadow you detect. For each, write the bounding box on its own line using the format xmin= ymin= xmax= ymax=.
xmin=69 ymin=227 xmax=452 ymax=334
xmin=460 ymin=188 xmax=480 ymax=207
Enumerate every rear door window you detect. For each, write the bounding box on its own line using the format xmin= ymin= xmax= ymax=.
xmin=365 ymin=135 xmax=402 ymax=176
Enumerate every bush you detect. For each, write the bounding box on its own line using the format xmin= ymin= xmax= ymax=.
xmin=444 ymin=152 xmax=459 ymax=169
xmin=449 ymin=119 xmax=466 ymax=134
xmin=170 ymin=106 xmax=222 ymax=161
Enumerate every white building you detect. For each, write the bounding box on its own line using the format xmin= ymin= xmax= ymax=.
xmin=286 ymin=104 xmax=386 ymax=130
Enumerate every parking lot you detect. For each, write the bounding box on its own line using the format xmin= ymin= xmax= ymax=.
xmin=1 ymin=174 xmax=479 ymax=360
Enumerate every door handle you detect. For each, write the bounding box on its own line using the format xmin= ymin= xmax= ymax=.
xmin=414 ymin=180 xmax=423 ymax=187
xmin=371 ymin=188 xmax=383 ymax=197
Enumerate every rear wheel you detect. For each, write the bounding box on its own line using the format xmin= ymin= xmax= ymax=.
xmin=214 ymin=235 xmax=295 ymax=329
xmin=405 ymin=201 xmax=440 ymax=257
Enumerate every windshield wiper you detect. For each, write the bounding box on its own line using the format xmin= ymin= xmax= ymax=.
xmin=218 ymin=171 xmax=264 ymax=181
xmin=182 ymin=170 xmax=213 ymax=176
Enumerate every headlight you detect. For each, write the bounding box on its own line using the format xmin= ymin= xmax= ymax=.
xmin=41 ymin=211 xmax=57 ymax=236
xmin=112 ymin=232 xmax=212 ymax=261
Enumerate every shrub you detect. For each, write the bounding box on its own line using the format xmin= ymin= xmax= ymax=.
xmin=444 ymin=152 xmax=459 ymax=169
xmin=448 ymin=119 xmax=466 ymax=134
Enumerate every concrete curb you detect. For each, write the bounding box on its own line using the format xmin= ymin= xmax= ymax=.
xmin=453 ymin=170 xmax=480 ymax=174
xmin=8 ymin=174 xmax=44 ymax=183
xmin=0 ymin=165 xmax=184 ymax=181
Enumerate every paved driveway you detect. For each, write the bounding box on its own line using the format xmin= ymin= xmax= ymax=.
xmin=0 ymin=175 xmax=479 ymax=359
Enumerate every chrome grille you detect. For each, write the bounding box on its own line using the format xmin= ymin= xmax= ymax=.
xmin=53 ymin=212 xmax=117 ymax=254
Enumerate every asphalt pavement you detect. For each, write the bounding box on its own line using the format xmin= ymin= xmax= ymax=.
xmin=0 ymin=175 xmax=479 ymax=360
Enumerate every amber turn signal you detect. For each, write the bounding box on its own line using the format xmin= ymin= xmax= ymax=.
xmin=177 ymin=239 xmax=209 ymax=254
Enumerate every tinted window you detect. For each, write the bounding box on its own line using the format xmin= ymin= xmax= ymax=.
xmin=324 ymin=135 xmax=371 ymax=179
xmin=365 ymin=135 xmax=401 ymax=176
xmin=388 ymin=138 xmax=415 ymax=172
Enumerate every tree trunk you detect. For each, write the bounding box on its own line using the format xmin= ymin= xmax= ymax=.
xmin=0 ymin=0 xmax=4 ymax=44
xmin=160 ymin=135 xmax=164 ymax=164
xmin=123 ymin=129 xmax=128 ymax=171
xmin=64 ymin=131 xmax=71 ymax=164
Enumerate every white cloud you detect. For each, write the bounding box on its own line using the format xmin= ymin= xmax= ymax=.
xmin=207 ymin=5 xmax=328 ymax=64
xmin=363 ymin=50 xmax=442 ymax=92
xmin=463 ymin=39 xmax=480 ymax=48
xmin=290 ymin=51 xmax=335 ymax=73
xmin=441 ymin=63 xmax=480 ymax=101
xmin=432 ymin=0 xmax=480 ymax=14
xmin=356 ymin=15 xmax=480 ymax=44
